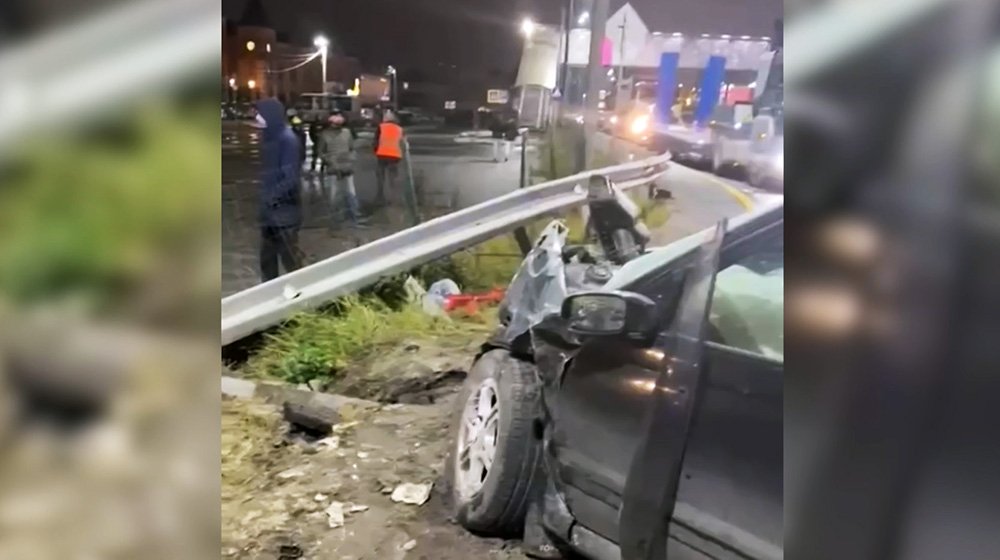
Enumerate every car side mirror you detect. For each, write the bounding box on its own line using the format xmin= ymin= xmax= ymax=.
xmin=561 ymin=291 xmax=657 ymax=339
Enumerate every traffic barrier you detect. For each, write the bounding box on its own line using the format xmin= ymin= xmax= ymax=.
xmin=221 ymin=153 xmax=670 ymax=345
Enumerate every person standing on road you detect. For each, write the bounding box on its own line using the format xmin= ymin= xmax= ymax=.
xmin=308 ymin=117 xmax=325 ymax=176
xmin=319 ymin=110 xmax=369 ymax=228
xmin=373 ymin=109 xmax=404 ymax=206
xmin=287 ymin=108 xmax=308 ymax=169
xmin=490 ymin=109 xmax=519 ymax=163
xmin=253 ymin=98 xmax=305 ymax=282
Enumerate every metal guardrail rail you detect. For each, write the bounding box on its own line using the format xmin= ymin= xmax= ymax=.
xmin=221 ymin=153 xmax=671 ymax=345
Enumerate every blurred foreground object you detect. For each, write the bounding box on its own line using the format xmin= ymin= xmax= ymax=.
xmin=0 ymin=0 xmax=220 ymax=558
xmin=0 ymin=0 xmax=218 ymax=153
xmin=0 ymin=312 xmax=219 ymax=559
xmin=785 ymin=0 xmax=1000 ymax=559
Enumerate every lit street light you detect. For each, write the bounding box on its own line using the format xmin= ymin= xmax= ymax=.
xmin=521 ymin=17 xmax=535 ymax=38
xmin=314 ymin=35 xmax=329 ymax=93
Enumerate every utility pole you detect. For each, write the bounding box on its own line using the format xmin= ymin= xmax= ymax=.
xmin=559 ymin=0 xmax=573 ymax=102
xmin=579 ymin=0 xmax=609 ymax=170
xmin=321 ymin=48 xmax=327 ymax=93
xmin=617 ymin=11 xmax=626 ymax=84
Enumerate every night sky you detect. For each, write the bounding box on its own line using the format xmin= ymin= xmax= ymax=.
xmin=223 ymin=0 xmax=781 ymax=82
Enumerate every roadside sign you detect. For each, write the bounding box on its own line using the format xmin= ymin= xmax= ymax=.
xmin=487 ymin=89 xmax=510 ymax=104
xmin=444 ymin=100 xmax=457 ymax=110
xmin=552 ymin=88 xmax=562 ymax=99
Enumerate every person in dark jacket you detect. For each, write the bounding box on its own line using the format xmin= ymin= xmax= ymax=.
xmin=253 ymin=98 xmax=305 ymax=282
xmin=490 ymin=108 xmax=519 ymax=163
xmin=308 ymin=117 xmax=325 ymax=175
xmin=287 ymin=108 xmax=308 ymax=168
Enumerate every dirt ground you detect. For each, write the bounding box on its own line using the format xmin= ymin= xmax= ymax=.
xmin=222 ymin=343 xmax=532 ymax=560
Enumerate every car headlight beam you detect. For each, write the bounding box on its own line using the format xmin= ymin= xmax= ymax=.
xmin=630 ymin=115 xmax=650 ymax=135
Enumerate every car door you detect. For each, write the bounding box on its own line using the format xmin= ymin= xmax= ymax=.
xmin=549 ymin=216 xmax=783 ymax=558
xmin=623 ymin=237 xmax=784 ymax=560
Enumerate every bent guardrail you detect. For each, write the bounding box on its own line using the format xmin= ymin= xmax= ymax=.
xmin=221 ymin=153 xmax=671 ymax=345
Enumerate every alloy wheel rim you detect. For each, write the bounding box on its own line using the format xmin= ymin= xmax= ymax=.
xmin=455 ymin=378 xmax=501 ymax=500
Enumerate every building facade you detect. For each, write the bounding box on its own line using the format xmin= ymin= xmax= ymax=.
xmin=221 ymin=0 xmax=360 ymax=105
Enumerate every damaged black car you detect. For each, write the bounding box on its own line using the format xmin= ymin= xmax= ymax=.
xmin=445 ymin=176 xmax=783 ymax=560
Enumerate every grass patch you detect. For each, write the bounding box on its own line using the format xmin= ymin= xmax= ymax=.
xmin=0 ymin=103 xmax=219 ymax=310
xmin=243 ymin=297 xmax=494 ymax=385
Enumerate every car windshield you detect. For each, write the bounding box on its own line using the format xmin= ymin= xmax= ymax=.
xmin=710 ymin=261 xmax=784 ymax=360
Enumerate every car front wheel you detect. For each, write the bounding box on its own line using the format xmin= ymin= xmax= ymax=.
xmin=445 ymin=349 xmax=542 ymax=536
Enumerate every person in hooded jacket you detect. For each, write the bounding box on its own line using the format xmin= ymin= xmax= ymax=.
xmin=318 ymin=110 xmax=369 ymax=227
xmin=253 ymin=98 xmax=305 ymax=282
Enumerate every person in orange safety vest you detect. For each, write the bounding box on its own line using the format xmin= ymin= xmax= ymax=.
xmin=373 ymin=109 xmax=404 ymax=206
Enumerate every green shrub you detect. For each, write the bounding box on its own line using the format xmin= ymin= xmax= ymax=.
xmin=244 ymin=297 xmax=486 ymax=384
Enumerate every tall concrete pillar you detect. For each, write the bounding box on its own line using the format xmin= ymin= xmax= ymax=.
xmin=581 ymin=0 xmax=609 ymax=169
xmin=694 ymin=55 xmax=726 ymax=128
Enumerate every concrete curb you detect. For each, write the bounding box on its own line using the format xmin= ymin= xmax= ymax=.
xmin=222 ymin=375 xmax=381 ymax=413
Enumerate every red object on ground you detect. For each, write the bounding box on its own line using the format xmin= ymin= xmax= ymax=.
xmin=444 ymin=288 xmax=506 ymax=313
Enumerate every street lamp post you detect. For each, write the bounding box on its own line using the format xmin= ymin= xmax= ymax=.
xmin=387 ymin=65 xmax=398 ymax=112
xmin=313 ymin=35 xmax=329 ymax=93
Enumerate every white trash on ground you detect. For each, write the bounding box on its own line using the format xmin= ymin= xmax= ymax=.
xmin=422 ymin=279 xmax=461 ymax=315
xmin=326 ymin=502 xmax=346 ymax=528
xmin=390 ymin=482 xmax=433 ymax=505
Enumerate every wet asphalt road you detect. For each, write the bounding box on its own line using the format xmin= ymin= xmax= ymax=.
xmin=222 ymin=121 xmax=778 ymax=297
xmin=222 ymin=122 xmax=536 ymax=296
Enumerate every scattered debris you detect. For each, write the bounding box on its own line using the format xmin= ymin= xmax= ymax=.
xmin=423 ymin=279 xmax=462 ymax=315
xmin=357 ymin=451 xmax=370 ymax=459
xmin=401 ymin=539 xmax=418 ymax=551
xmin=403 ymin=276 xmax=426 ymax=304
xmin=391 ymin=483 xmax=433 ymax=506
xmin=277 ymin=467 xmax=306 ymax=480
xmin=283 ymin=400 xmax=340 ymax=436
xmin=442 ymin=288 xmax=506 ymax=314
xmin=314 ymin=493 xmax=328 ymax=502
xmin=333 ymin=420 xmax=360 ymax=434
xmin=278 ymin=543 xmax=304 ymax=560
xmin=326 ymin=502 xmax=346 ymax=528
xmin=316 ymin=436 xmax=340 ymax=450
xmin=348 ymin=503 xmax=369 ymax=513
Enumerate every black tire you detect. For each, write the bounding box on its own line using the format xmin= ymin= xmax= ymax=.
xmin=444 ymin=349 xmax=542 ymax=536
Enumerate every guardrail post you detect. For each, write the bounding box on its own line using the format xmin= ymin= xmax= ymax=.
xmin=402 ymin=138 xmax=421 ymax=226
xmin=514 ymin=130 xmax=533 ymax=255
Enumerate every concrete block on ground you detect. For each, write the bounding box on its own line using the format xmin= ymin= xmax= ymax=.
xmin=221 ymin=376 xmax=257 ymax=399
